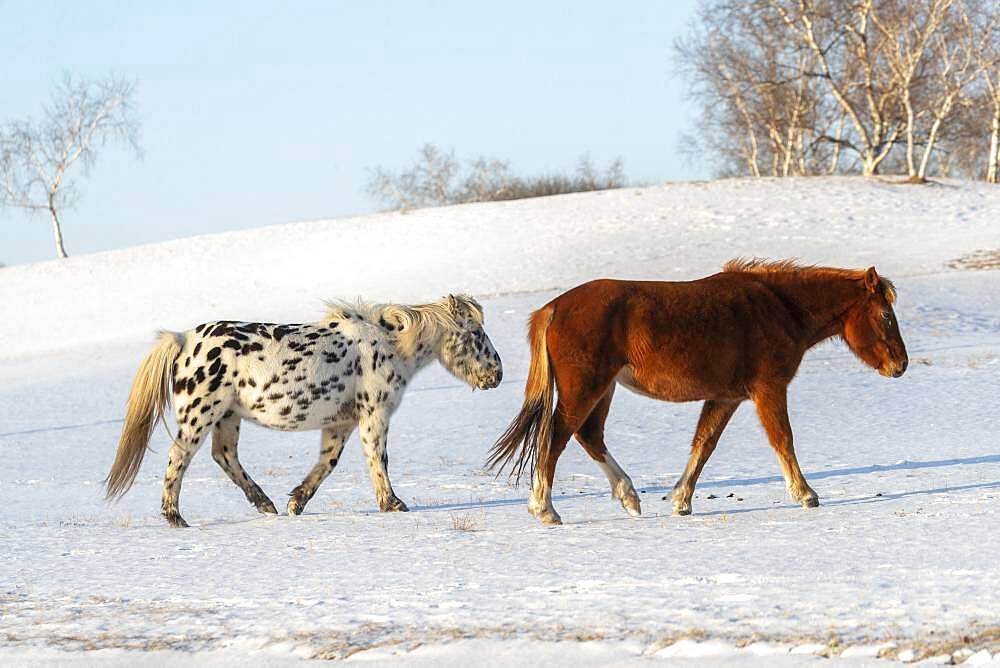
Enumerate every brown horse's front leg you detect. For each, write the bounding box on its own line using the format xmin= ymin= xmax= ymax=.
xmin=752 ymin=387 xmax=818 ymax=508
xmin=672 ymin=400 xmax=740 ymax=515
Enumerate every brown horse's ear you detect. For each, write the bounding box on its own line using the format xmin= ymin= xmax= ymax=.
xmin=447 ymin=294 xmax=460 ymax=314
xmin=864 ymin=267 xmax=879 ymax=294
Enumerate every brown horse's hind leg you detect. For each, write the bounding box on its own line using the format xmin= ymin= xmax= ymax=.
xmin=528 ymin=411 xmax=574 ymax=526
xmin=529 ymin=378 xmax=616 ymax=525
xmin=671 ymin=400 xmax=740 ymax=516
xmin=752 ymin=387 xmax=819 ymax=508
xmin=575 ymin=385 xmax=641 ymax=518
xmin=211 ymin=413 xmax=277 ymax=516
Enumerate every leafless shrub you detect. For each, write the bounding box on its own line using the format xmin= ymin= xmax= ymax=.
xmin=947 ymin=248 xmax=1000 ymax=270
xmin=450 ymin=512 xmax=482 ymax=531
xmin=367 ymin=144 xmax=626 ymax=210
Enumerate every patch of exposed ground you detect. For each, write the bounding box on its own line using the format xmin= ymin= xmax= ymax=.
xmin=948 ymin=249 xmax=1000 ymax=271
xmin=5 ymin=622 xmax=1000 ymax=664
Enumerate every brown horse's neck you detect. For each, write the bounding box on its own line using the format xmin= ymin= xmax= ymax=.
xmin=752 ymin=272 xmax=864 ymax=347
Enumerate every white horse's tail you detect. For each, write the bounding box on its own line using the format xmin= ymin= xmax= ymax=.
xmin=105 ymin=331 xmax=184 ymax=499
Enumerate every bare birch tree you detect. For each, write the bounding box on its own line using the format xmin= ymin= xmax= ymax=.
xmin=0 ymin=75 xmax=140 ymax=259
xmin=679 ymin=0 xmax=1000 ymax=181
xmin=968 ymin=1 xmax=1000 ymax=182
xmin=768 ymin=0 xmax=908 ymax=176
xmin=914 ymin=4 xmax=983 ymax=179
xmin=676 ymin=1 xmax=835 ymax=177
xmin=872 ymin=0 xmax=955 ymax=179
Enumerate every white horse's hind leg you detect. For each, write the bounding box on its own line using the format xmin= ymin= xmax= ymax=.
xmin=161 ymin=428 xmax=208 ymax=528
xmin=211 ymin=412 xmax=277 ymax=516
xmin=358 ymin=410 xmax=408 ymax=512
xmin=287 ymin=422 xmax=354 ymax=516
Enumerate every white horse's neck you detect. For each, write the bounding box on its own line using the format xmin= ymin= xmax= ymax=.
xmin=394 ymin=326 xmax=445 ymax=379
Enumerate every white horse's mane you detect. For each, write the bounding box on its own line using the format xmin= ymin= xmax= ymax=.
xmin=322 ymin=295 xmax=483 ymax=357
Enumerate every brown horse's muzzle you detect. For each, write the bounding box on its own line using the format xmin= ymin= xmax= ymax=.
xmin=881 ymin=356 xmax=908 ymax=378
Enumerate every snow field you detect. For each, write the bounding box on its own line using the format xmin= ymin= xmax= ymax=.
xmin=1 ymin=177 xmax=999 ymax=664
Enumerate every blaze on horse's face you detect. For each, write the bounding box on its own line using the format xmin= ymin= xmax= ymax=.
xmin=842 ymin=267 xmax=908 ymax=378
xmin=440 ymin=295 xmax=503 ymax=390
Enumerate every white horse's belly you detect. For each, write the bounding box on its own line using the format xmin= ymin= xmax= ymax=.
xmin=233 ymin=352 xmax=359 ymax=432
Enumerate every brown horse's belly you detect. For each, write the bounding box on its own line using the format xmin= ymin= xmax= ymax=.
xmin=615 ymin=367 xmax=710 ymax=403
xmin=615 ymin=366 xmax=746 ymax=402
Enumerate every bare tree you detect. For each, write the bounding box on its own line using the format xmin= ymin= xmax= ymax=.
xmin=768 ymin=0 xmax=910 ymax=176
xmin=967 ymin=1 xmax=1000 ymax=182
xmin=679 ymin=0 xmax=1000 ymax=181
xmin=677 ymin=1 xmax=862 ymax=178
xmin=0 ymin=75 xmax=141 ymax=259
xmin=872 ymin=0 xmax=955 ymax=178
xmin=914 ymin=4 xmax=983 ymax=179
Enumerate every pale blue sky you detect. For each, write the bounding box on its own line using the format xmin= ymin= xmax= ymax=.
xmin=0 ymin=1 xmax=704 ymax=265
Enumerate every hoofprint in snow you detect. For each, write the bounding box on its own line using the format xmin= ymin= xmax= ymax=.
xmin=1 ymin=177 xmax=998 ymax=665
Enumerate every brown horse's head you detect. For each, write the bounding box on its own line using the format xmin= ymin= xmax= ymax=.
xmin=842 ymin=267 xmax=908 ymax=378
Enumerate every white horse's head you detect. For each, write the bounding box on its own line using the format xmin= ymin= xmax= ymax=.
xmin=438 ymin=295 xmax=503 ymax=390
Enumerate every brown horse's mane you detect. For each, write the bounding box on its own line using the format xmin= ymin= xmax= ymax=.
xmin=722 ymin=258 xmax=897 ymax=304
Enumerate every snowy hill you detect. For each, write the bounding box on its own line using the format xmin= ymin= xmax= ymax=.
xmin=1 ymin=176 xmax=997 ymax=360
xmin=2 ymin=177 xmax=999 ymax=665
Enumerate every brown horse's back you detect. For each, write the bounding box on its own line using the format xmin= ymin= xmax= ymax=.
xmin=542 ymin=276 xmax=805 ymax=403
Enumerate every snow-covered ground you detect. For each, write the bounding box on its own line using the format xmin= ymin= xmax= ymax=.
xmin=2 ymin=177 xmax=999 ymax=665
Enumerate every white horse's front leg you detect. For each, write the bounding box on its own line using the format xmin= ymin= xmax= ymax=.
xmin=358 ymin=410 xmax=408 ymax=512
xmin=287 ymin=422 xmax=354 ymax=516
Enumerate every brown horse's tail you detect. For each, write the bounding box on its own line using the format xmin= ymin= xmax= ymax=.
xmin=486 ymin=305 xmax=555 ymax=484
xmin=105 ymin=331 xmax=183 ymax=499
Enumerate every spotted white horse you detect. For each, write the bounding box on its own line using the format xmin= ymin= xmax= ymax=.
xmin=105 ymin=295 xmax=503 ymax=527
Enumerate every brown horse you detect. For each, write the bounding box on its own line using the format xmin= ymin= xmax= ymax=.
xmin=488 ymin=259 xmax=908 ymax=525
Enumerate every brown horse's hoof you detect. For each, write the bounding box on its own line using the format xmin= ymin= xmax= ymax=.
xmin=539 ymin=513 xmax=563 ymax=526
xmin=801 ymin=497 xmax=820 ymax=508
xmin=622 ymin=494 xmax=642 ymax=518
xmin=529 ymin=506 xmax=563 ymax=525
xmin=673 ymin=508 xmax=692 ymax=517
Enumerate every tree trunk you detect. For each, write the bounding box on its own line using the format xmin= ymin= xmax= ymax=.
xmin=862 ymin=154 xmax=877 ymax=176
xmin=904 ymin=96 xmax=917 ymax=177
xmin=747 ymin=135 xmax=761 ymax=177
xmin=828 ymin=115 xmax=846 ymax=175
xmin=48 ymin=202 xmax=68 ymax=259
xmin=918 ymin=116 xmax=945 ymax=180
xmin=988 ymin=104 xmax=1000 ymax=184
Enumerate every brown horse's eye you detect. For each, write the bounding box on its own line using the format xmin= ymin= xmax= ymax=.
xmin=881 ymin=311 xmax=891 ymax=322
